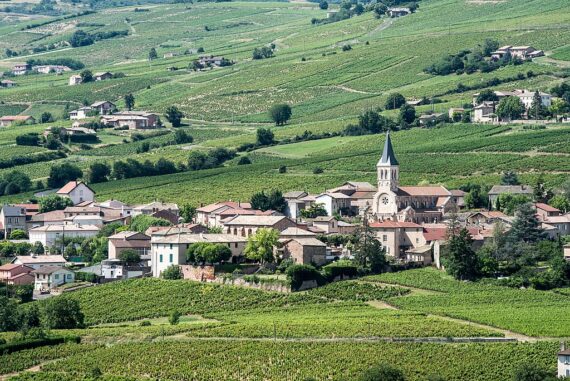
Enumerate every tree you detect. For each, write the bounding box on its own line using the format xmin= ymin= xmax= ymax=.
xmin=513 ymin=363 xmax=558 ymax=381
xmin=444 ymin=228 xmax=479 ymax=281
xmin=69 ymin=30 xmax=93 ymax=47
xmin=162 ymin=265 xmax=182 ymax=280
xmin=164 ymin=106 xmax=184 ymax=127
xmin=173 ymin=129 xmax=192 ymax=144
xmin=256 ymin=127 xmax=275 ymax=146
xmin=41 ymin=298 xmax=84 ymax=329
xmin=186 ymin=242 xmax=231 ymax=264
xmin=148 ymin=47 xmax=158 ymax=61
xmin=187 ymin=151 xmax=208 ymax=170
xmin=169 ymin=310 xmax=181 ymax=325
xmin=39 ymin=194 xmax=74 ymax=213
xmin=353 ymin=3 xmax=364 ymax=15
xmin=353 ymin=215 xmax=386 ymax=273
xmin=32 ymin=241 xmax=45 ymax=255
xmin=3 ymin=171 xmax=32 ymax=192
xmin=359 ymin=364 xmax=406 ymax=381
xmin=10 ymin=229 xmax=27 ymax=239
xmin=319 ymin=0 xmax=328 ymax=9
xmin=129 ymin=214 xmax=171 ymax=233
xmin=244 ymin=228 xmax=279 ymax=264
xmin=0 ymin=296 xmax=20 ymax=332
xmin=48 ymin=163 xmax=83 ymax=188
xmin=88 ymin=163 xmax=111 ymax=183
xmin=300 ymin=203 xmax=328 ymax=219
xmin=549 ymin=194 xmax=570 ymax=213
xmin=508 ymin=203 xmax=546 ymax=244
xmin=80 ymin=69 xmax=93 ymax=83
xmin=238 ymin=156 xmax=251 ymax=165
xmin=124 ymin=93 xmax=135 ymax=111
xmin=496 ymin=96 xmax=525 ymax=121
xmin=118 ymin=249 xmax=141 ymax=264
xmin=482 ymin=39 xmax=499 ymax=56
xmin=180 ymin=204 xmax=196 ymax=223
xmin=269 ymin=104 xmax=292 ymax=126
xmin=497 ymin=193 xmax=530 ymax=215
xmin=501 ymin=171 xmax=519 ymax=185
xmin=250 ymin=190 xmax=286 ymax=213
xmin=384 ymin=93 xmax=406 ymax=110
xmin=530 ymin=90 xmax=544 ymax=120
xmin=40 ymin=112 xmax=53 ymax=123
xmin=398 ymin=104 xmax=416 ymax=125
xmin=373 ymin=3 xmax=387 ymax=18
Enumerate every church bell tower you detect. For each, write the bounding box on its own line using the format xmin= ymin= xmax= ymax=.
xmin=377 ymin=131 xmax=399 ymax=192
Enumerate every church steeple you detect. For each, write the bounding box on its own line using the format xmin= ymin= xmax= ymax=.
xmin=377 ymin=131 xmax=399 ymax=192
xmin=379 ymin=131 xmax=399 ymax=166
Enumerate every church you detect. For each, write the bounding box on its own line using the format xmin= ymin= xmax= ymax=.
xmin=372 ymin=132 xmax=456 ymax=224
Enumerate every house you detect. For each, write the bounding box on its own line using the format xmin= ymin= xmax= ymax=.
xmin=472 ymin=102 xmax=497 ymax=123
xmin=94 ymin=72 xmax=113 ymax=81
xmin=388 ymin=7 xmax=411 ymax=17
xmin=418 ymin=113 xmax=444 ymax=127
xmin=0 ymin=205 xmax=27 ymax=237
xmin=29 ymin=210 xmax=65 ymax=229
xmin=150 ymin=233 xmax=247 ymax=277
xmin=491 ymin=46 xmax=544 ymax=61
xmin=279 ymin=227 xmax=317 ymax=239
xmin=448 ymin=108 xmax=465 ymax=119
xmin=145 ymin=224 xmax=208 ymax=237
xmin=370 ymin=220 xmax=426 ymax=258
xmin=108 ymin=231 xmax=151 ymax=260
xmin=56 ymin=181 xmax=96 ymax=205
xmin=326 ymin=9 xmax=338 ymax=18
xmin=132 ymin=202 xmax=179 ymax=218
xmin=315 ymin=193 xmax=352 ymax=216
xmin=535 ymin=203 xmax=561 ymax=220
xmin=0 ymin=80 xmax=16 ymax=88
xmin=69 ymin=75 xmax=82 ymax=86
xmin=29 ymin=224 xmax=100 ymax=250
xmin=472 ymin=90 xmax=551 ymax=109
xmin=198 ymin=56 xmax=224 ymax=67
xmin=327 ymin=181 xmax=377 ymax=216
xmin=279 ymin=238 xmax=327 ymax=265
xmin=372 ymin=132 xmax=456 ymax=224
xmin=12 ymin=63 xmax=31 ymax=75
xmin=13 ymin=203 xmax=40 ymax=229
xmin=100 ymin=258 xmax=150 ymax=280
xmin=488 ymin=185 xmax=533 ymax=209
xmin=32 ymin=266 xmax=75 ymax=291
xmin=406 ymin=99 xmax=424 ymax=106
xmin=564 ymin=245 xmax=570 ymax=261
xmin=0 ymin=115 xmax=35 ymax=127
xmin=450 ymin=190 xmax=466 ymax=209
xmin=467 ymin=211 xmax=509 ymax=226
xmin=62 ymin=205 xmax=129 ymax=225
xmin=12 ymin=255 xmax=67 ymax=270
xmin=33 ymin=65 xmax=71 ymax=74
xmin=163 ymin=52 xmax=178 ymax=58
xmin=558 ymin=343 xmax=570 ymax=378
xmin=69 ymin=106 xmax=93 ymax=120
xmin=0 ymin=264 xmax=34 ymax=285
xmin=222 ymin=215 xmax=296 ymax=237
xmin=540 ymin=214 xmax=570 ymax=237
xmin=91 ymin=101 xmax=115 ymax=115
xmin=284 ymin=192 xmax=310 ymax=220
xmin=195 ymin=201 xmax=254 ymax=227
xmin=101 ymin=111 xmax=159 ymax=129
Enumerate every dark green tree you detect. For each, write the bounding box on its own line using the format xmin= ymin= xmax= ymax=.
xmin=508 ymin=203 xmax=546 ymax=244
xmin=38 ymin=194 xmax=74 ymax=213
xmin=47 ymin=163 xmax=83 ymax=188
xmin=41 ymin=298 xmax=84 ymax=329
xmin=384 ymin=93 xmax=406 ymax=110
xmin=444 ymin=228 xmax=479 ymax=281
xmin=353 ymin=215 xmax=386 ymax=273
xmin=40 ymin=112 xmax=53 ymax=123
xmin=88 ymin=163 xmax=111 ymax=183
xmin=256 ymin=127 xmax=275 ymax=146
xmin=148 ymin=47 xmax=158 ymax=61
xmin=124 ymin=93 xmax=135 ymax=111
xmin=80 ymin=69 xmax=93 ymax=83
xmin=164 ymin=106 xmax=184 ymax=127
xmin=118 ymin=249 xmax=141 ymax=264
xmin=398 ymin=104 xmax=416 ymax=125
xmin=530 ymin=90 xmax=544 ymax=120
xmin=269 ymin=104 xmax=292 ymax=126
xmin=501 ymin=171 xmax=519 ymax=185
xmin=359 ymin=364 xmax=406 ymax=381
xmin=496 ymin=96 xmax=525 ymax=121
xmin=319 ymin=0 xmax=328 ymax=9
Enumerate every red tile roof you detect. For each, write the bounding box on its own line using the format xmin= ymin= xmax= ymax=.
xmin=398 ymin=186 xmax=450 ymax=197
xmin=535 ymin=203 xmax=559 ymax=212
xmin=369 ymin=221 xmax=422 ymax=229
xmin=56 ymin=181 xmax=80 ymax=194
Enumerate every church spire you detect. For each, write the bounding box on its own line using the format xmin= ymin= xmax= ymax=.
xmin=379 ymin=131 xmax=398 ymax=166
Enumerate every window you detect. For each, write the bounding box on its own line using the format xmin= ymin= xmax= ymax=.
xmin=159 ymin=254 xmax=163 ymax=263
xmin=416 ymin=238 xmax=419 ymax=244
xmin=169 ymin=244 xmax=173 ymax=250
xmin=54 ymin=274 xmax=59 ymax=280
xmin=67 ymin=274 xmax=72 ymax=279
xmin=234 ymin=243 xmax=238 ymax=248
xmin=169 ymin=254 xmax=173 ymax=263
xmin=383 ymin=235 xmax=387 ymax=242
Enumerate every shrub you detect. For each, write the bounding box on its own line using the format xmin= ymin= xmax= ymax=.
xmin=286 ymin=264 xmax=324 ymax=290
xmin=313 ymin=167 xmax=324 ymax=174
xmin=162 ymin=265 xmax=183 ymax=280
xmin=169 ymin=310 xmax=181 ymax=325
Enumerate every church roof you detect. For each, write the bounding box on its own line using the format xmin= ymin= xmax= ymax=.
xmin=379 ymin=132 xmax=399 ymax=166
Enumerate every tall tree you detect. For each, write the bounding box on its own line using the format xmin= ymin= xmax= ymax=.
xmin=80 ymin=69 xmax=93 ymax=83
xmin=508 ymin=202 xmax=546 ymax=244
xmin=124 ymin=93 xmax=135 ymax=111
xmin=47 ymin=163 xmax=83 ymax=188
xmin=148 ymin=47 xmax=158 ymax=61
xmin=444 ymin=228 xmax=479 ymax=281
xmin=269 ymin=104 xmax=292 ymax=126
xmin=384 ymin=93 xmax=406 ymax=110
xmin=496 ymin=96 xmax=525 ymax=121
xmin=353 ymin=214 xmax=386 ymax=273
xmin=500 ymin=171 xmax=519 ymax=185
xmin=164 ymin=106 xmax=184 ymax=127
xmin=244 ymin=228 xmax=279 ymax=264
xmin=88 ymin=163 xmax=111 ymax=183
xmin=39 ymin=194 xmax=74 ymax=213
xmin=530 ymin=90 xmax=544 ymax=120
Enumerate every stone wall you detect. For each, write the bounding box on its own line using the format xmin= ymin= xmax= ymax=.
xmin=181 ymin=265 xmax=215 ymax=281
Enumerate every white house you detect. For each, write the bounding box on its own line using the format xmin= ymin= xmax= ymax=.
xmin=559 ymin=343 xmax=570 ymax=378
xmin=69 ymin=107 xmax=93 ymax=120
xmin=56 ymin=181 xmax=95 ymax=205
xmin=69 ymin=75 xmax=82 ymax=86
xmin=29 ymin=224 xmax=99 ymax=250
xmin=12 ymin=255 xmax=67 ymax=270
xmin=0 ymin=205 xmax=27 ymax=237
xmin=150 ymin=233 xmax=247 ymax=277
xmin=32 ymin=265 xmax=74 ymax=291
xmin=314 ymin=193 xmax=351 ymax=216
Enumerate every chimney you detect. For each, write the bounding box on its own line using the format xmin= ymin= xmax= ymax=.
xmin=562 ymin=342 xmax=566 ymax=352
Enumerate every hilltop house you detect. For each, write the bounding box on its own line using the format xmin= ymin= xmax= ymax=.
xmin=0 ymin=115 xmax=35 ymax=127
xmin=69 ymin=107 xmax=93 ymax=120
xmin=69 ymin=75 xmax=82 ymax=86
xmin=94 ymin=72 xmax=113 ymax=81
xmin=0 ymin=80 xmax=16 ymax=88
xmin=12 ymin=63 xmax=31 ymax=75
xmin=33 ymin=65 xmax=71 ymax=74
xmin=372 ymin=132 xmax=456 ymax=224
xmin=472 ymin=90 xmax=552 ymax=109
xmin=0 ymin=205 xmax=27 ymax=237
xmin=388 ymin=7 xmax=411 ymax=17
xmin=491 ymin=46 xmax=544 ymax=61
xmin=101 ymin=111 xmax=159 ymax=129
xmin=56 ymin=181 xmax=95 ymax=205
xmin=472 ymin=102 xmax=497 ymax=123
xmin=32 ymin=266 xmax=75 ymax=291
xmin=91 ymin=101 xmax=115 ymax=115
xmin=198 ymin=56 xmax=225 ymax=67
xmin=150 ymin=233 xmax=247 ymax=277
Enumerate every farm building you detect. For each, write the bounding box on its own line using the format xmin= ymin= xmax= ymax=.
xmin=101 ymin=111 xmax=160 ymax=129
xmin=12 ymin=63 xmax=30 ymax=75
xmin=491 ymin=45 xmax=544 ymax=61
xmin=0 ymin=80 xmax=16 ymax=88
xmin=33 ymin=65 xmax=71 ymax=74
xmin=0 ymin=115 xmax=35 ymax=127
xmin=95 ymin=72 xmax=113 ymax=81
xmin=388 ymin=7 xmax=411 ymax=17
xmin=69 ymin=75 xmax=82 ymax=85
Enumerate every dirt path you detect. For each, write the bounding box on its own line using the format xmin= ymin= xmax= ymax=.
xmin=0 ymin=360 xmax=55 ymax=381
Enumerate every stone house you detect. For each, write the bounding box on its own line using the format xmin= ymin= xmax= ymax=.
xmin=101 ymin=111 xmax=159 ymax=129
xmin=223 ymin=215 xmax=296 ymax=237
xmin=280 ymin=237 xmax=327 ymax=265
xmin=0 ymin=264 xmax=34 ymax=285
xmin=369 ymin=220 xmax=426 ymax=259
xmin=0 ymin=115 xmax=35 ymax=127
xmin=69 ymin=75 xmax=82 ymax=85
xmin=12 ymin=63 xmax=31 ymax=75
xmin=0 ymin=205 xmax=27 ymax=237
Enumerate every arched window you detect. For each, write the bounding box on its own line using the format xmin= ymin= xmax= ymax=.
xmin=247 ymin=228 xmax=252 ymax=236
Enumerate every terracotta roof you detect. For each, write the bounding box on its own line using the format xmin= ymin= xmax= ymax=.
xmin=31 ymin=210 xmax=65 ymax=222
xmin=0 ymin=115 xmax=34 ymax=121
xmin=14 ymin=255 xmax=66 ymax=264
xmin=351 ymin=191 xmax=375 ymax=199
xmin=32 ymin=265 xmax=71 ymax=275
xmin=153 ymin=233 xmax=247 ymax=244
xmin=56 ymin=181 xmax=94 ymax=195
xmin=280 ymin=227 xmax=316 ymax=237
xmin=0 ymin=263 xmax=24 ymax=271
xmin=285 ymin=237 xmax=326 ymax=247
xmin=369 ymin=221 xmax=422 ymax=229
xmin=470 ymin=211 xmax=507 ymax=219
xmin=535 ymin=203 xmax=559 ymax=212
xmin=423 ymin=227 xmax=447 ymax=242
xmin=398 ymin=186 xmax=450 ymax=197
xmin=223 ymin=215 xmax=290 ymax=226
xmin=108 ymin=231 xmax=149 ymax=240
xmin=450 ymin=190 xmax=466 ymax=196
